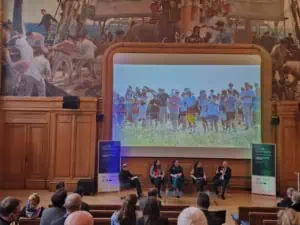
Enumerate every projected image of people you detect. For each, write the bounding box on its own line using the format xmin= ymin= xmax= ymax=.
xmin=113 ymin=65 xmax=261 ymax=148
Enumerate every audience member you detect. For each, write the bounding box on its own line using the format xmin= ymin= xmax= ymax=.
xmin=149 ymin=160 xmax=165 ymax=198
xmin=20 ymin=193 xmax=44 ymax=218
xmin=111 ymin=194 xmax=139 ymax=225
xmin=74 ymin=186 xmax=90 ymax=212
xmin=56 ymin=182 xmax=65 ymax=191
xmin=278 ymin=208 xmax=300 ymax=225
xmin=290 ymin=192 xmax=300 ymax=212
xmin=197 ymin=193 xmax=222 ymax=225
xmin=40 ymin=190 xmax=67 ymax=225
xmin=137 ymin=197 xmax=168 ymax=225
xmin=119 ymin=163 xmax=143 ymax=198
xmin=278 ymin=187 xmax=295 ymax=207
xmin=64 ymin=211 xmax=94 ymax=225
xmin=139 ymin=188 xmax=162 ymax=211
xmin=178 ymin=207 xmax=208 ymax=225
xmin=51 ymin=193 xmax=82 ymax=225
xmin=0 ymin=197 xmax=21 ymax=225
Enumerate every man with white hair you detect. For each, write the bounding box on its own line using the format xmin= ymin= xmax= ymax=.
xmin=64 ymin=211 xmax=93 ymax=225
xmin=178 ymin=207 xmax=208 ymax=225
xmin=277 ymin=187 xmax=295 ymax=207
xmin=51 ymin=193 xmax=82 ymax=225
xmin=290 ymin=192 xmax=300 ymax=212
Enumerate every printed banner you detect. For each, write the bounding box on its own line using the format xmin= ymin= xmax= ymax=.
xmin=98 ymin=141 xmax=121 ymax=192
xmin=251 ymin=143 xmax=276 ymax=196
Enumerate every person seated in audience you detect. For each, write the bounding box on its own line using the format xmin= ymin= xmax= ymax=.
xmin=111 ymin=194 xmax=140 ymax=225
xmin=290 ymin=192 xmax=300 ymax=212
xmin=119 ymin=163 xmax=143 ymax=198
xmin=178 ymin=207 xmax=208 ymax=225
xmin=191 ymin=161 xmax=207 ymax=192
xmin=139 ymin=188 xmax=162 ymax=212
xmin=169 ymin=160 xmax=184 ymax=198
xmin=278 ymin=187 xmax=295 ymax=207
xmin=137 ymin=197 xmax=168 ymax=225
xmin=40 ymin=190 xmax=67 ymax=225
xmin=277 ymin=208 xmax=300 ymax=225
xmin=55 ymin=182 xmax=65 ymax=191
xmin=74 ymin=186 xmax=90 ymax=212
xmin=51 ymin=193 xmax=82 ymax=225
xmin=20 ymin=193 xmax=44 ymax=219
xmin=149 ymin=160 xmax=165 ymax=198
xmin=213 ymin=161 xmax=231 ymax=200
xmin=0 ymin=197 xmax=21 ymax=225
xmin=197 ymin=193 xmax=222 ymax=225
xmin=64 ymin=211 xmax=94 ymax=225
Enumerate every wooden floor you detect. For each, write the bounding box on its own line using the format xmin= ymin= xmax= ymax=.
xmin=0 ymin=190 xmax=279 ymax=225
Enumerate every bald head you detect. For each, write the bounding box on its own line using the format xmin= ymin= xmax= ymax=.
xmin=64 ymin=194 xmax=82 ymax=213
xmin=65 ymin=211 xmax=93 ymax=225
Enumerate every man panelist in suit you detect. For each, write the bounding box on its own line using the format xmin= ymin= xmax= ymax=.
xmin=213 ymin=161 xmax=232 ymax=200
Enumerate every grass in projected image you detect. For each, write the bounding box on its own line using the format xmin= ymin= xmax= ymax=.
xmin=113 ymin=64 xmax=261 ymax=148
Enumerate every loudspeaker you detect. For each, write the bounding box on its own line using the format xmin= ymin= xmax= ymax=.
xmin=271 ymin=116 xmax=280 ymax=125
xmin=96 ymin=114 xmax=104 ymax=122
xmin=63 ymin=96 xmax=80 ymax=109
xmin=77 ymin=179 xmax=96 ymax=196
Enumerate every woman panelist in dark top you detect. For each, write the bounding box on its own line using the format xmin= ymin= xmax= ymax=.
xmin=190 ymin=161 xmax=207 ymax=192
xmin=169 ymin=160 xmax=184 ymax=198
xmin=149 ymin=160 xmax=165 ymax=198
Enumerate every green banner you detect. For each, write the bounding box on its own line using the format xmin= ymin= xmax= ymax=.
xmin=252 ymin=143 xmax=276 ymax=177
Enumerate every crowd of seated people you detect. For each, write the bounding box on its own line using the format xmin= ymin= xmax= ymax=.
xmin=1 ymin=186 xmax=300 ymax=225
xmin=119 ymin=160 xmax=232 ymax=200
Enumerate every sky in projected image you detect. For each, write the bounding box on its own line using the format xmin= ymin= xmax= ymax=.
xmin=113 ymin=64 xmax=260 ymax=95
xmin=113 ymin=64 xmax=261 ymax=148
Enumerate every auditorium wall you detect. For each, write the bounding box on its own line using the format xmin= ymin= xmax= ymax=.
xmin=1 ymin=0 xmax=300 ymax=99
xmin=1 ymin=0 xmax=300 ymax=195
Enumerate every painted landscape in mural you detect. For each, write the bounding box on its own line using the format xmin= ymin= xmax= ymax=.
xmin=0 ymin=0 xmax=300 ymax=98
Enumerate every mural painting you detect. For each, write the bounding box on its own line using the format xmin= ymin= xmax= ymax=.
xmin=0 ymin=0 xmax=299 ymax=99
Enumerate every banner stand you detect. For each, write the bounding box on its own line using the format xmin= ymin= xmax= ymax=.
xmin=98 ymin=141 xmax=121 ymax=192
xmin=251 ymin=143 xmax=276 ymax=196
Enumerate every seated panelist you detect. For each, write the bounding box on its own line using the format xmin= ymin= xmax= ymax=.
xmin=149 ymin=160 xmax=165 ymax=198
xmin=169 ymin=160 xmax=184 ymax=198
xmin=190 ymin=161 xmax=207 ymax=192
xmin=119 ymin=163 xmax=143 ymax=198
xmin=213 ymin=161 xmax=231 ymax=200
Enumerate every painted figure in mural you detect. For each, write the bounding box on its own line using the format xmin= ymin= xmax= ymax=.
xmin=215 ymin=20 xmax=232 ymax=44
xmin=76 ymin=34 xmax=97 ymax=79
xmin=38 ymin=9 xmax=58 ymax=40
xmin=26 ymin=32 xmax=48 ymax=54
xmin=50 ymin=35 xmax=79 ymax=81
xmin=186 ymin=26 xmax=203 ymax=43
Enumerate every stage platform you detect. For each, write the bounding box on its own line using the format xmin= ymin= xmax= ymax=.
xmin=0 ymin=190 xmax=278 ymax=225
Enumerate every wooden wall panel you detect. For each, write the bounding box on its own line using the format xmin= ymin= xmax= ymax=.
xmin=0 ymin=97 xmax=97 ymax=191
xmin=2 ymin=124 xmax=27 ymax=188
xmin=25 ymin=124 xmax=49 ymax=189
xmin=74 ymin=115 xmax=95 ymax=178
xmin=53 ymin=115 xmax=73 ymax=178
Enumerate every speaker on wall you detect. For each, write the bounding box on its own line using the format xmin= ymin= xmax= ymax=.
xmin=77 ymin=179 xmax=96 ymax=196
xmin=63 ymin=96 xmax=80 ymax=109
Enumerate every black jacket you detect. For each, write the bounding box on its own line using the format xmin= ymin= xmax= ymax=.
xmin=202 ymin=209 xmax=223 ymax=225
xmin=119 ymin=169 xmax=134 ymax=184
xmin=137 ymin=217 xmax=168 ymax=225
xmin=277 ymin=197 xmax=293 ymax=207
xmin=290 ymin=203 xmax=300 ymax=212
xmin=214 ymin=167 xmax=231 ymax=181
